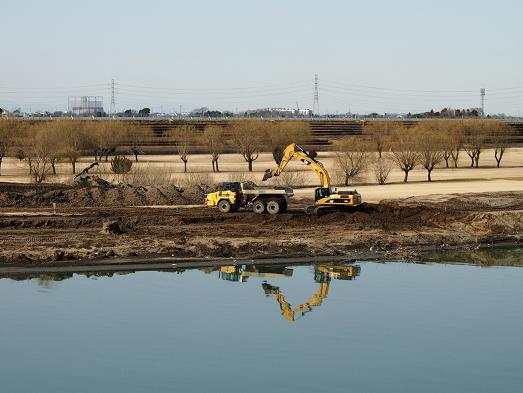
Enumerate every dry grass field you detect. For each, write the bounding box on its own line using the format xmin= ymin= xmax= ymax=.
xmin=1 ymin=147 xmax=522 ymax=203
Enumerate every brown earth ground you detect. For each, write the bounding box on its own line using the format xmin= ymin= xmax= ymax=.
xmin=1 ymin=148 xmax=522 ymax=267
xmin=0 ymin=183 xmax=521 ymax=266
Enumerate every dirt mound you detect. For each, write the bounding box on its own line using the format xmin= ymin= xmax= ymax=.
xmin=0 ymin=176 xmax=211 ymax=208
xmin=390 ymin=192 xmax=523 ymax=212
xmin=73 ymin=176 xmax=112 ymax=189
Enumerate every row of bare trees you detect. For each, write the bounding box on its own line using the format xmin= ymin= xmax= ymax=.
xmin=0 ymin=120 xmax=154 ymax=182
xmin=166 ymin=120 xmax=311 ymax=173
xmin=0 ymin=118 xmax=515 ymax=184
xmin=335 ymin=120 xmax=514 ymax=185
xmin=0 ymin=119 xmax=312 ymax=181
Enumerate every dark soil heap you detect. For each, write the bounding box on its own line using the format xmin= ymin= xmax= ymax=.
xmin=0 ymin=176 xmax=211 ymax=208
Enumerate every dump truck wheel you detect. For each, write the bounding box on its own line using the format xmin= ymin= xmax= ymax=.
xmin=267 ymin=199 xmax=281 ymax=214
xmin=253 ymin=199 xmax=265 ymax=214
xmin=218 ymin=199 xmax=232 ymax=213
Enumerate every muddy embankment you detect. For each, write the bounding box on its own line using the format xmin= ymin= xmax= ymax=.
xmin=0 ymin=176 xmax=210 ymax=208
xmin=0 ymin=178 xmax=522 ymax=266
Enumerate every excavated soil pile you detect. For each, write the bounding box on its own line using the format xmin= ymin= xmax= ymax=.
xmin=0 ymin=176 xmax=210 ymax=208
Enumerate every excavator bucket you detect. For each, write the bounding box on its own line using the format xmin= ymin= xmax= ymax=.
xmin=262 ymin=282 xmax=279 ymax=294
xmin=262 ymin=169 xmax=273 ymax=182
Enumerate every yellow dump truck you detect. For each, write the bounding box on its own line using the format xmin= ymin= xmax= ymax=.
xmin=205 ymin=181 xmax=294 ymax=214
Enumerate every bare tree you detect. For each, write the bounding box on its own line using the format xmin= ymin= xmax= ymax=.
xmin=442 ymin=149 xmax=451 ymax=168
xmin=173 ymin=125 xmax=196 ymax=173
xmin=61 ymin=123 xmax=86 ymax=174
xmin=35 ymin=121 xmax=64 ymax=175
xmin=416 ymin=126 xmax=444 ymax=182
xmin=364 ymin=121 xmax=396 ymax=158
xmin=231 ymin=120 xmax=266 ymax=172
xmin=85 ymin=121 xmax=127 ymax=162
xmin=447 ymin=122 xmax=464 ymax=168
xmin=334 ymin=136 xmax=371 ymax=185
xmin=422 ymin=120 xmax=452 ymax=168
xmin=267 ymin=121 xmax=311 ymax=163
xmin=25 ymin=129 xmax=54 ymax=183
xmin=0 ymin=120 xmax=33 ymax=176
xmin=490 ymin=121 xmax=512 ymax=168
xmin=202 ymin=125 xmax=225 ymax=172
xmin=0 ymin=120 xmax=15 ymax=176
xmin=82 ymin=122 xmax=103 ymax=162
xmin=435 ymin=121 xmax=463 ymax=168
xmin=463 ymin=120 xmax=487 ymax=168
xmin=127 ymin=124 xmax=153 ymax=162
xmin=373 ymin=157 xmax=393 ymax=184
xmin=390 ymin=126 xmax=420 ymax=183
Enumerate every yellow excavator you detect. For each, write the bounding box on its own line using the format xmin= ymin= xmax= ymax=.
xmin=262 ymin=264 xmax=360 ymax=321
xmin=262 ymin=143 xmax=362 ymax=215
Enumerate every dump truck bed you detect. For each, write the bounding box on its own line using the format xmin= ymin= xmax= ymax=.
xmin=241 ymin=186 xmax=293 ymax=197
xmin=205 ymin=182 xmax=293 ymax=214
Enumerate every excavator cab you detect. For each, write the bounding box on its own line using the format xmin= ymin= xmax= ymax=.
xmin=314 ymin=187 xmax=331 ymax=201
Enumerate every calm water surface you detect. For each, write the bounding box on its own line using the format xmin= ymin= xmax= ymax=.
xmin=1 ymin=255 xmax=523 ymax=393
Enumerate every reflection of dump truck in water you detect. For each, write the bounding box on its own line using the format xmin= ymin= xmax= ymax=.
xmin=215 ymin=263 xmax=360 ymax=322
xmin=205 ymin=182 xmax=293 ymax=214
xmin=218 ymin=264 xmax=293 ymax=282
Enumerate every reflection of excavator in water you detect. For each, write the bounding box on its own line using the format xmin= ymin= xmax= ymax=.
xmin=262 ymin=264 xmax=360 ymax=321
xmin=262 ymin=143 xmax=362 ymax=215
xmin=215 ymin=263 xmax=360 ymax=322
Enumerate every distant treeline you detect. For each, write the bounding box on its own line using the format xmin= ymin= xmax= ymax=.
xmin=0 ymin=119 xmax=520 ymax=183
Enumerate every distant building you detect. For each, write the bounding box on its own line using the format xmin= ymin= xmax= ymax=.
xmin=245 ymin=107 xmax=311 ymax=118
xmin=68 ymin=96 xmax=104 ymax=116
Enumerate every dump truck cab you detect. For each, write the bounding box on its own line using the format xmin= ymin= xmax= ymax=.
xmin=205 ymin=181 xmax=293 ymax=214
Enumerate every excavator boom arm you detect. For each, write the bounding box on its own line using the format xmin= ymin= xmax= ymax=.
xmin=262 ymin=281 xmax=330 ymax=321
xmin=263 ymin=143 xmax=331 ymax=188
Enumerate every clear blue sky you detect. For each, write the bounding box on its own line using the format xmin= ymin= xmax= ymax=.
xmin=1 ymin=0 xmax=522 ymax=115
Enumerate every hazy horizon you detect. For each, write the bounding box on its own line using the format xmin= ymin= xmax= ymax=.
xmin=1 ymin=0 xmax=522 ymax=115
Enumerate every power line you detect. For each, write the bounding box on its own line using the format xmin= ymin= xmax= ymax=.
xmin=321 ymin=82 xmax=478 ymax=98
xmin=321 ymin=79 xmax=478 ymax=93
xmin=2 ymin=78 xmax=522 ymax=114
xmin=0 ymin=83 xmax=108 ymax=91
xmin=117 ymin=80 xmax=311 ymax=92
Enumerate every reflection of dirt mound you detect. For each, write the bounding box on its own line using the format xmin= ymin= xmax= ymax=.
xmin=0 ymin=176 xmax=211 ymax=208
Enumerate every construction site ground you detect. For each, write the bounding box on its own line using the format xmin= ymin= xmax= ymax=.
xmin=1 ymin=148 xmax=522 ymax=269
xmin=0 ymin=186 xmax=521 ymax=268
